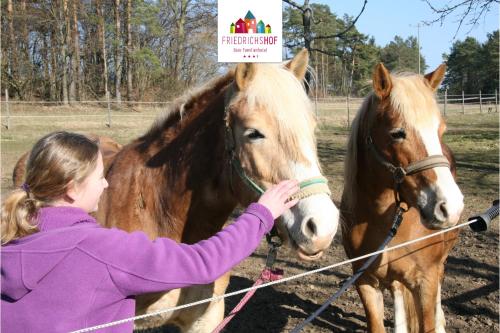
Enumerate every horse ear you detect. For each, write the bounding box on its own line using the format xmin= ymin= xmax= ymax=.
xmin=424 ymin=64 xmax=446 ymax=91
xmin=285 ymin=48 xmax=309 ymax=81
xmin=235 ymin=63 xmax=257 ymax=91
xmin=372 ymin=63 xmax=392 ymax=99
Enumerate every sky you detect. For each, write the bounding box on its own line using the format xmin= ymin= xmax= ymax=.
xmin=316 ymin=0 xmax=499 ymax=72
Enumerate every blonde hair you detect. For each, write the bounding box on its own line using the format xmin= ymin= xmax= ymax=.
xmin=1 ymin=131 xmax=99 ymax=245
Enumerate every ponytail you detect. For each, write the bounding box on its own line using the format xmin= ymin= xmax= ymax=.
xmin=1 ymin=189 xmax=43 ymax=244
xmin=2 ymin=131 xmax=99 ymax=245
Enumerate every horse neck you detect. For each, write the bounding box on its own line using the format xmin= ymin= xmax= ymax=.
xmin=142 ymin=81 xmax=239 ymax=243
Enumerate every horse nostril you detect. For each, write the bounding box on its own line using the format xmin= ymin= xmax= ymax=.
xmin=436 ymin=201 xmax=449 ymax=220
xmin=304 ymin=218 xmax=317 ymax=237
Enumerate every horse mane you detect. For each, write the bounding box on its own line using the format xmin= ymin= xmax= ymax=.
xmin=342 ymin=73 xmax=442 ymax=211
xmin=342 ymin=93 xmax=373 ymax=212
xmin=242 ymin=63 xmax=318 ymax=164
xmin=139 ymin=70 xmax=235 ymax=143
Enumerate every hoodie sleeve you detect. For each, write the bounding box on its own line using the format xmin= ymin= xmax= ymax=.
xmin=83 ymin=203 xmax=274 ymax=296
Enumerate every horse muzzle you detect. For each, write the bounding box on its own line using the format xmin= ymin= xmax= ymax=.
xmin=280 ymin=195 xmax=339 ymax=260
xmin=418 ymin=186 xmax=464 ymax=229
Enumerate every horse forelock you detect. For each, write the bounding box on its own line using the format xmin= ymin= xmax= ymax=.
xmin=389 ymin=74 xmax=442 ymax=131
xmin=235 ymin=64 xmax=317 ymax=163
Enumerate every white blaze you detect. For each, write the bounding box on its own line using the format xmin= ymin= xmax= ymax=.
xmin=418 ymin=123 xmax=464 ymax=224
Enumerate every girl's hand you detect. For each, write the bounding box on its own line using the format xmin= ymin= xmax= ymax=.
xmin=258 ymin=180 xmax=300 ymax=219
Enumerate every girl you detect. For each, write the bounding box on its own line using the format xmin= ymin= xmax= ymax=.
xmin=1 ymin=131 xmax=299 ymax=333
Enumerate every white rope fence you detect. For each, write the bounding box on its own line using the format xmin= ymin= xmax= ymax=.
xmin=70 ymin=218 xmax=481 ymax=333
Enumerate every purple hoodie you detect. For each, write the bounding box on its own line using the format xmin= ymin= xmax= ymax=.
xmin=1 ymin=203 xmax=273 ymax=333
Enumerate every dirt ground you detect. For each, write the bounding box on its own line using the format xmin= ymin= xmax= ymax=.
xmin=220 ymin=220 xmax=498 ymax=332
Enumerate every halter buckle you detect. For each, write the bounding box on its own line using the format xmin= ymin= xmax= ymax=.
xmin=393 ymin=167 xmax=406 ymax=184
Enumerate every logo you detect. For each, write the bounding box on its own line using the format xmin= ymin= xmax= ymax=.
xmin=218 ymin=1 xmax=282 ymax=63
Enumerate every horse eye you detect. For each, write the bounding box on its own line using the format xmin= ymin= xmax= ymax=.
xmin=244 ymin=129 xmax=265 ymax=140
xmin=390 ymin=128 xmax=406 ymax=141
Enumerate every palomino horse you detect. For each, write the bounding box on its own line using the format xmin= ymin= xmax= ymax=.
xmin=341 ymin=63 xmax=464 ymax=333
xmin=96 ymin=50 xmax=340 ymax=332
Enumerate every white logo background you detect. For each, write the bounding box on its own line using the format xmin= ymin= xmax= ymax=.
xmin=218 ymin=0 xmax=283 ymax=63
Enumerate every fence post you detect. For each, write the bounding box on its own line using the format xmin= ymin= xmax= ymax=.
xmin=5 ymin=89 xmax=10 ymax=129
xmin=496 ymin=90 xmax=498 ymax=113
xmin=106 ymin=90 xmax=112 ymax=128
xmin=479 ymin=90 xmax=482 ymax=113
xmin=444 ymin=89 xmax=447 ymax=116
xmin=462 ymin=91 xmax=465 ymax=114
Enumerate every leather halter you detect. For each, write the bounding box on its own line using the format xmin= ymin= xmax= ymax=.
xmin=366 ymin=135 xmax=450 ymax=204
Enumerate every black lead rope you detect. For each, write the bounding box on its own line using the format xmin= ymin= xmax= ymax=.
xmin=290 ymin=205 xmax=406 ymax=333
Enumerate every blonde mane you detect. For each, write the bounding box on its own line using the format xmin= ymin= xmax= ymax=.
xmin=240 ymin=63 xmax=317 ymax=162
xmin=342 ymin=73 xmax=442 ymax=211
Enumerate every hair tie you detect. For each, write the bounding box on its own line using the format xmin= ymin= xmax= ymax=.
xmin=21 ymin=183 xmax=30 ymax=193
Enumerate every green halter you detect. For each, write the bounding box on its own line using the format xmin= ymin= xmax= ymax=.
xmin=230 ymin=157 xmax=330 ymax=200
xmin=225 ymin=107 xmax=331 ymax=200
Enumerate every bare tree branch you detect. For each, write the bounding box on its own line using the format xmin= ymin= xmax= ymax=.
xmin=315 ymin=0 xmax=367 ymax=40
xmin=423 ymin=0 xmax=499 ymax=38
xmin=309 ymin=47 xmax=342 ymax=57
xmin=282 ymin=0 xmax=304 ymax=11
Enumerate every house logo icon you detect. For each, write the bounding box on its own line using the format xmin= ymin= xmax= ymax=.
xmin=230 ymin=10 xmax=271 ymax=34
xmin=217 ymin=0 xmax=282 ymax=62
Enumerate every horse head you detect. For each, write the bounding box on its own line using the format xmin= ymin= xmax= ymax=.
xmin=363 ymin=63 xmax=464 ymax=229
xmin=224 ymin=50 xmax=339 ymax=260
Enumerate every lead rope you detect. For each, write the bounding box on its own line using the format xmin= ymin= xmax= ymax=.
xmin=211 ymin=236 xmax=283 ymax=333
xmin=290 ymin=203 xmax=406 ymax=333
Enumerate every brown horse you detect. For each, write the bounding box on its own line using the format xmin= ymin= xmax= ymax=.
xmin=341 ymin=63 xmax=464 ymax=333
xmin=12 ymin=135 xmax=122 ymax=188
xmin=96 ymin=50 xmax=340 ymax=332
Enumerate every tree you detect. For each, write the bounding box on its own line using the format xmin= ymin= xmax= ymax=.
xmin=59 ymin=0 xmax=69 ymax=104
xmin=284 ymin=3 xmax=378 ymax=96
xmin=96 ymin=0 xmax=110 ymax=100
xmin=126 ymin=0 xmax=133 ymax=101
xmin=282 ymin=0 xmax=367 ymax=92
xmin=443 ymin=31 xmax=498 ymax=94
xmin=114 ymin=0 xmax=122 ymax=103
xmin=282 ymin=0 xmax=367 ymax=54
xmin=479 ymin=30 xmax=499 ymax=94
xmin=70 ymin=0 xmax=81 ymax=100
xmin=380 ymin=36 xmax=427 ymax=73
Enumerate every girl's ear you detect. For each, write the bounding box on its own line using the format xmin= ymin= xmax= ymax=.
xmin=64 ymin=181 xmax=78 ymax=203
